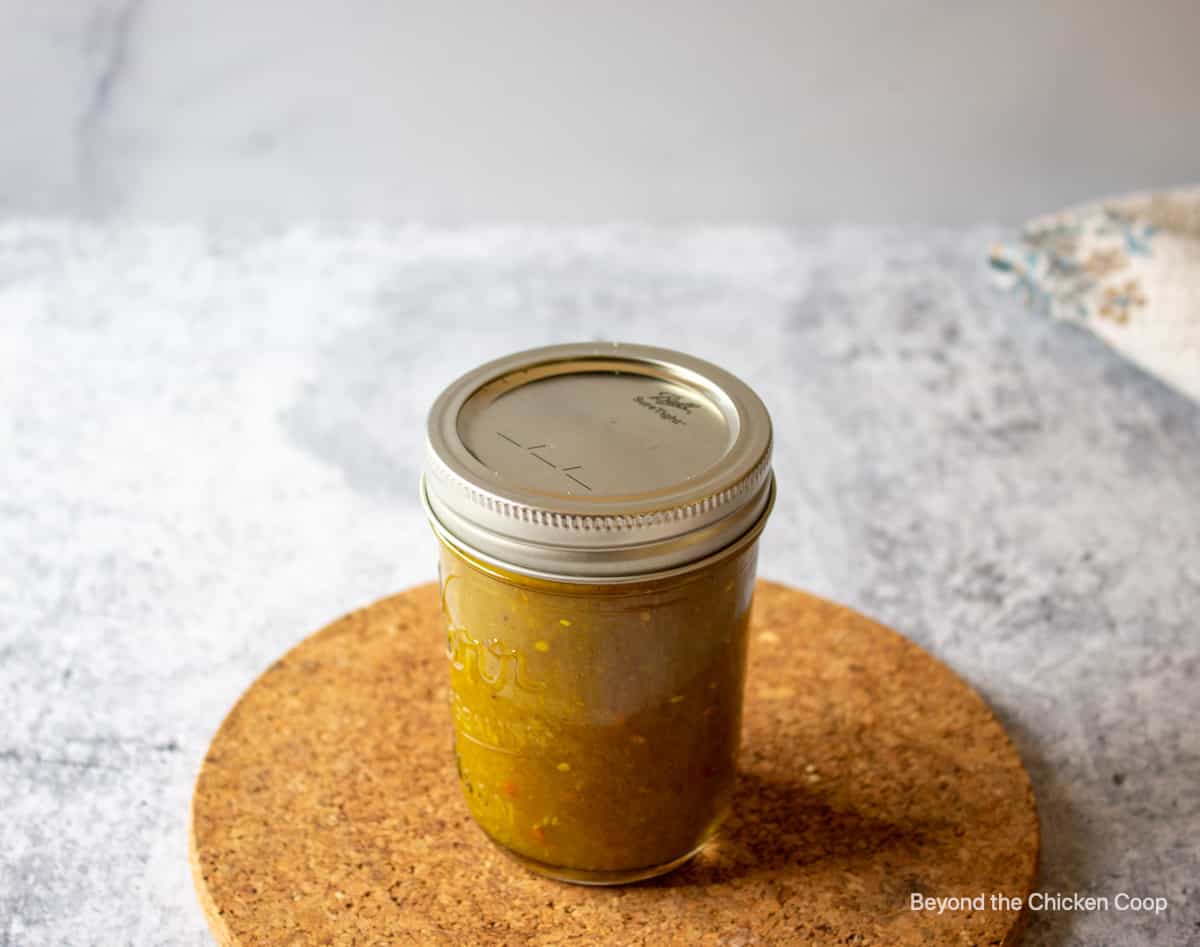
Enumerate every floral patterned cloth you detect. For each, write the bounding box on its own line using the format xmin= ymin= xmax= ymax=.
xmin=990 ymin=189 xmax=1200 ymax=401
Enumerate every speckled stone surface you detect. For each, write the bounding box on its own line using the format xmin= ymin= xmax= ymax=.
xmin=0 ymin=222 xmax=1197 ymax=946
xmin=191 ymin=580 xmax=1037 ymax=946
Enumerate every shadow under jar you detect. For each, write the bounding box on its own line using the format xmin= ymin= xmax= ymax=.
xmin=421 ymin=342 xmax=775 ymax=885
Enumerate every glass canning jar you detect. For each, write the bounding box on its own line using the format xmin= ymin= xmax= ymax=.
xmin=421 ymin=342 xmax=775 ymax=885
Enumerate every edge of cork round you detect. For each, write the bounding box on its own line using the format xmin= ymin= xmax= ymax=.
xmin=190 ymin=580 xmax=1038 ymax=946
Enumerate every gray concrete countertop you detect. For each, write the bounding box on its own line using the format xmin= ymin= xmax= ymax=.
xmin=1 ymin=223 xmax=1196 ymax=946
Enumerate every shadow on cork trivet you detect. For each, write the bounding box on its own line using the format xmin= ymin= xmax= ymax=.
xmin=190 ymin=580 xmax=1039 ymax=946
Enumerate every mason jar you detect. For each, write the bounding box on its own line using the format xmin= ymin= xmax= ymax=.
xmin=421 ymin=342 xmax=775 ymax=885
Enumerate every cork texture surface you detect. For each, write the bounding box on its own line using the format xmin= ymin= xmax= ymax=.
xmin=190 ymin=580 xmax=1038 ymax=946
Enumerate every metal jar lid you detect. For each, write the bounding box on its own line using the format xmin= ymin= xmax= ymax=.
xmin=421 ymin=341 xmax=774 ymax=581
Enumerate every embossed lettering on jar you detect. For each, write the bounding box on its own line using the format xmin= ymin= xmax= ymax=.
xmin=422 ymin=342 xmax=775 ymax=885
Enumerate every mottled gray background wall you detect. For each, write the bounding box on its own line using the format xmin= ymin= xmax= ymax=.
xmin=2 ymin=0 xmax=1198 ymax=223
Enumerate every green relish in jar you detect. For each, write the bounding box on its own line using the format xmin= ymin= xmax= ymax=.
xmin=422 ymin=342 xmax=774 ymax=884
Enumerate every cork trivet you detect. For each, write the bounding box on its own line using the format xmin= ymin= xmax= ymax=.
xmin=190 ymin=581 xmax=1038 ymax=946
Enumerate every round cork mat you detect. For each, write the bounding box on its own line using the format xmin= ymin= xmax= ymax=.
xmin=190 ymin=581 xmax=1038 ymax=946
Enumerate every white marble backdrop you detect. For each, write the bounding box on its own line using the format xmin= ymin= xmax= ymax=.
xmin=2 ymin=0 xmax=1199 ymax=223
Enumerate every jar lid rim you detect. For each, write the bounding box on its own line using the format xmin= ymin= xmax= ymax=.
xmin=422 ymin=342 xmax=774 ymax=576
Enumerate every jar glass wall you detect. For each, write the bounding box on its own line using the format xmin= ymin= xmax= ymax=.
xmin=435 ymin=527 xmax=764 ymax=884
